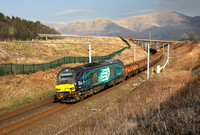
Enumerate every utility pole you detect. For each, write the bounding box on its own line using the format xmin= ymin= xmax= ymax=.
xmin=149 ymin=33 xmax=151 ymax=45
xmin=156 ymin=42 xmax=158 ymax=49
xmin=134 ymin=42 xmax=136 ymax=61
xmin=88 ymin=44 xmax=91 ymax=63
xmin=147 ymin=43 xmax=150 ymax=79
xmin=159 ymin=43 xmax=170 ymax=71
xmin=168 ymin=43 xmax=170 ymax=58
xmin=163 ymin=43 xmax=165 ymax=54
xmin=147 ymin=33 xmax=151 ymax=79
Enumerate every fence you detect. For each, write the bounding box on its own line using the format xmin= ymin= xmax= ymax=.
xmin=0 ymin=37 xmax=131 ymax=76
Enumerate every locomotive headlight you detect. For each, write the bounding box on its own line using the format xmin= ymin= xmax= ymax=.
xmin=70 ymin=88 xmax=74 ymax=90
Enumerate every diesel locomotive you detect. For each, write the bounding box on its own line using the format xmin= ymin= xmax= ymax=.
xmin=54 ymin=49 xmax=163 ymax=103
xmin=54 ymin=59 xmax=125 ymax=102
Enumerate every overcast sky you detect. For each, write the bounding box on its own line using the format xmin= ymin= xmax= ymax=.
xmin=0 ymin=0 xmax=200 ymax=24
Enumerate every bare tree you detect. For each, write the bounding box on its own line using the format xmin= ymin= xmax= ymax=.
xmin=189 ymin=31 xmax=199 ymax=43
xmin=181 ymin=33 xmax=188 ymax=40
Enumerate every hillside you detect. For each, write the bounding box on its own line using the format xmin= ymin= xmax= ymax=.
xmin=0 ymin=37 xmax=146 ymax=65
xmin=0 ymin=38 xmax=199 ymax=134
xmin=0 ymin=12 xmax=59 ymax=41
xmin=45 ymin=11 xmax=200 ymax=40
xmin=117 ymin=11 xmax=189 ymax=31
xmin=47 ymin=18 xmax=136 ymax=37
xmin=0 ymin=37 xmax=147 ymax=111
xmin=59 ymin=41 xmax=200 ymax=134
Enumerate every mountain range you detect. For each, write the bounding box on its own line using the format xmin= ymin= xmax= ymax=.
xmin=44 ymin=11 xmax=200 ymax=40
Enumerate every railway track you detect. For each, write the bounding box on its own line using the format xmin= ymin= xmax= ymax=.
xmin=0 ymin=103 xmax=69 ymax=134
xmin=0 ymin=101 xmax=54 ymax=129
xmin=0 ymin=72 xmax=146 ymax=135
xmin=0 ymin=96 xmax=53 ymax=121
xmin=0 ymin=48 xmax=164 ymax=135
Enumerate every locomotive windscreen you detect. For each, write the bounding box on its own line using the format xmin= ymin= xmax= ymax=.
xmin=59 ymin=72 xmax=74 ymax=81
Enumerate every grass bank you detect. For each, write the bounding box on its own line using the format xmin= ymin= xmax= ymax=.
xmin=64 ymin=41 xmax=200 ymax=134
xmin=0 ymin=37 xmax=146 ymax=112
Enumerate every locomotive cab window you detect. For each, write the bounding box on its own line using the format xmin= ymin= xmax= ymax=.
xmin=59 ymin=72 xmax=74 ymax=81
xmin=90 ymin=72 xmax=98 ymax=85
xmin=76 ymin=72 xmax=82 ymax=79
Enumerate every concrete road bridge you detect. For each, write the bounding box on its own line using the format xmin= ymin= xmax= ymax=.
xmin=38 ymin=34 xmax=173 ymax=49
xmin=129 ymin=37 xmax=173 ymax=50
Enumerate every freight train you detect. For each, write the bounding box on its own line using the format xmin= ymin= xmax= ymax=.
xmin=54 ymin=49 xmax=163 ymax=103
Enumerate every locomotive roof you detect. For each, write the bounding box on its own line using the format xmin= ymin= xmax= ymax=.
xmin=60 ymin=59 xmax=123 ymax=73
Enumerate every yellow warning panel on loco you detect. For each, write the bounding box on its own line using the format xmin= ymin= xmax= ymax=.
xmin=55 ymin=84 xmax=75 ymax=93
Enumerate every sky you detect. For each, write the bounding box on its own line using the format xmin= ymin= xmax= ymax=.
xmin=0 ymin=0 xmax=200 ymax=24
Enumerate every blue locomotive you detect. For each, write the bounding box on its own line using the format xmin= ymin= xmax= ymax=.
xmin=54 ymin=59 xmax=125 ymax=102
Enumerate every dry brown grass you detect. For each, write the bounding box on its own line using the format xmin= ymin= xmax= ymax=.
xmin=0 ymin=37 xmax=144 ymax=64
xmin=0 ymin=37 xmax=146 ymax=112
xmin=63 ymin=41 xmax=200 ymax=134
xmin=169 ymin=41 xmax=200 ymax=71
xmin=0 ymin=63 xmax=84 ymax=112
xmin=0 ymin=69 xmax=56 ymax=110
xmin=66 ymin=73 xmax=199 ymax=135
xmin=113 ymin=38 xmax=147 ymax=65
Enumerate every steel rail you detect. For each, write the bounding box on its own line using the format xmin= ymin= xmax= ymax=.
xmin=0 ymin=49 xmax=164 ymax=135
xmin=0 ymin=101 xmax=52 ymax=124
xmin=0 ymin=104 xmax=67 ymax=134
xmin=5 ymin=72 xmax=144 ymax=135
xmin=0 ymin=96 xmax=53 ymax=120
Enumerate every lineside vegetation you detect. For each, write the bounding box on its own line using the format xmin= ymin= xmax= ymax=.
xmin=64 ymin=41 xmax=200 ymax=134
xmin=0 ymin=38 xmax=146 ymax=112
